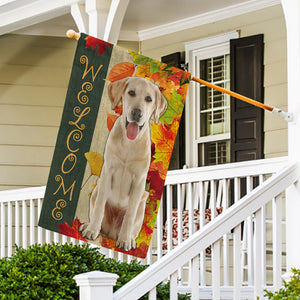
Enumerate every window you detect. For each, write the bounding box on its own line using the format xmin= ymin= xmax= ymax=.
xmin=198 ymin=54 xmax=230 ymax=166
xmin=185 ymin=31 xmax=239 ymax=167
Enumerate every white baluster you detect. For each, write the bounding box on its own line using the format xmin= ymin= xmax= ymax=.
xmin=62 ymin=234 xmax=68 ymax=244
xmin=15 ymin=200 xmax=20 ymax=247
xmin=191 ymin=255 xmax=199 ymax=300
xmin=146 ymin=239 xmax=152 ymax=265
xmin=246 ymin=176 xmax=254 ymax=285
xmin=118 ymin=251 xmax=124 ymax=262
xmin=187 ymin=182 xmax=193 ymax=234
xmin=148 ymin=287 xmax=156 ymax=300
xmin=30 ymin=199 xmax=35 ymax=245
xmin=222 ymin=179 xmax=229 ymax=286
xmin=37 ymin=198 xmax=43 ymax=244
xmin=254 ymin=208 xmax=263 ymax=299
xmin=156 ymin=201 xmax=163 ymax=259
xmin=170 ymin=271 xmax=178 ymax=300
xmin=177 ymin=184 xmax=183 ymax=285
xmin=166 ymin=184 xmax=173 ymax=252
xmin=273 ymin=194 xmax=283 ymax=290
xmin=22 ymin=200 xmax=27 ymax=248
xmin=199 ymin=181 xmax=206 ymax=286
xmin=7 ymin=201 xmax=12 ymax=256
xmin=233 ymin=224 xmax=242 ymax=300
xmin=46 ymin=229 xmax=51 ymax=243
xmin=212 ymin=241 xmax=221 ymax=300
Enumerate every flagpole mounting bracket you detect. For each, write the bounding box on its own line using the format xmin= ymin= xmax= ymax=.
xmin=271 ymin=107 xmax=293 ymax=122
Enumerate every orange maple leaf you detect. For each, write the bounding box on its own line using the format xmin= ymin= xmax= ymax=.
xmin=106 ymin=62 xmax=135 ymax=82
xmin=114 ymin=104 xmax=123 ymax=115
xmin=107 ymin=111 xmax=118 ymax=131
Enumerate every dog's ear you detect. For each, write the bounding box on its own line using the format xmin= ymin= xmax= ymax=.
xmin=108 ymin=77 xmax=129 ymax=109
xmin=154 ymin=87 xmax=168 ymax=124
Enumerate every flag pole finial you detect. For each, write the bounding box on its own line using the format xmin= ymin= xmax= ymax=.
xmin=66 ymin=30 xmax=80 ymax=40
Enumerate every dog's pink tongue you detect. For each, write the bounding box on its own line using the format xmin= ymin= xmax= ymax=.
xmin=126 ymin=122 xmax=139 ymax=140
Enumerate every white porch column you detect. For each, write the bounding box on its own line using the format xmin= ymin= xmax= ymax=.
xmin=71 ymin=0 xmax=129 ymax=44
xmin=86 ymin=0 xmax=111 ymax=39
xmin=74 ymin=271 xmax=119 ymax=300
xmin=281 ymin=0 xmax=300 ymax=271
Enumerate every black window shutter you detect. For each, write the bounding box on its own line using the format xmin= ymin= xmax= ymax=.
xmin=230 ymin=34 xmax=264 ymax=162
xmin=161 ymin=52 xmax=185 ymax=169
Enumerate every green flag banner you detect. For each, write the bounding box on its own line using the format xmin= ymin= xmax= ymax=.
xmin=38 ymin=33 xmax=191 ymax=258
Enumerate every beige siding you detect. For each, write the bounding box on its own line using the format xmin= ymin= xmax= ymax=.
xmin=0 ymin=34 xmax=76 ymax=190
xmin=140 ymin=4 xmax=288 ymax=159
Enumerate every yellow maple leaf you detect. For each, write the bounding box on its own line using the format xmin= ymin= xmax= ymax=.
xmin=85 ymin=151 xmax=104 ymax=177
xmin=150 ymin=118 xmax=179 ymax=169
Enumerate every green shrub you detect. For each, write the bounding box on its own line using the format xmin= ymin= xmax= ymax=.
xmin=264 ymin=268 xmax=300 ymax=299
xmin=0 ymin=243 xmax=190 ymax=300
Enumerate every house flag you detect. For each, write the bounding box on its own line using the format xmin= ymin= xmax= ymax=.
xmin=38 ymin=33 xmax=191 ymax=258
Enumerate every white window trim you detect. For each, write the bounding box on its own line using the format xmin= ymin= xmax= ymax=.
xmin=185 ymin=31 xmax=239 ymax=167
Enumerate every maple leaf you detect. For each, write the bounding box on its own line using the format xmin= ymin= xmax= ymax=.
xmin=106 ymin=62 xmax=135 ymax=82
xmin=161 ymin=91 xmax=184 ymax=124
xmin=180 ymin=71 xmax=192 ymax=85
xmin=58 ymin=217 xmax=87 ymax=242
xmin=149 ymin=160 xmax=168 ymax=180
xmin=135 ymin=63 xmax=151 ymax=78
xmin=168 ymin=70 xmax=185 ymax=85
xmin=106 ymin=112 xmax=118 ymax=131
xmin=114 ymin=104 xmax=123 ymax=115
xmin=160 ymin=79 xmax=176 ymax=100
xmin=177 ymin=83 xmax=189 ymax=97
xmin=85 ymin=151 xmax=104 ymax=177
xmin=129 ymin=50 xmax=153 ymax=65
xmin=85 ymin=36 xmax=112 ymax=56
xmin=151 ymin=119 xmax=179 ymax=169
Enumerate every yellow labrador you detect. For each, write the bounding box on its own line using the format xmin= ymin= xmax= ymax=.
xmin=80 ymin=77 xmax=167 ymax=251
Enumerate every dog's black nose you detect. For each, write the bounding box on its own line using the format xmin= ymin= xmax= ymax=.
xmin=131 ymin=108 xmax=143 ymax=121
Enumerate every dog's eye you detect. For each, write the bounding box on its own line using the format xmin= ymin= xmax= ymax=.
xmin=145 ymin=96 xmax=152 ymax=102
xmin=128 ymin=90 xmax=136 ymax=96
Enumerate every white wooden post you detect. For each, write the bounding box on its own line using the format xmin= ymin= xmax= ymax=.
xmin=85 ymin=0 xmax=110 ymax=39
xmin=74 ymin=271 xmax=119 ymax=300
xmin=281 ymin=0 xmax=300 ymax=273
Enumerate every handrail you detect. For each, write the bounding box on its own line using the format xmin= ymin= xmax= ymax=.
xmin=0 ymin=186 xmax=46 ymax=202
xmin=114 ymin=162 xmax=298 ymax=300
xmin=165 ymin=156 xmax=288 ymax=184
xmin=0 ymin=157 xmax=287 ymax=202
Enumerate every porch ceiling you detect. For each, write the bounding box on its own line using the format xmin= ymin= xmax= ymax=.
xmin=0 ymin=0 xmax=281 ymax=41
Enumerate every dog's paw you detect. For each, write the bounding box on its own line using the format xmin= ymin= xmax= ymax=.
xmin=79 ymin=223 xmax=100 ymax=241
xmin=116 ymin=237 xmax=137 ymax=251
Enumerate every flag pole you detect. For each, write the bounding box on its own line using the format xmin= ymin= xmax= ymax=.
xmin=66 ymin=29 xmax=293 ymax=122
xmin=191 ymin=76 xmax=293 ymax=122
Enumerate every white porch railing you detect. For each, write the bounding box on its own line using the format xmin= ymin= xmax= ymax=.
xmin=0 ymin=156 xmax=294 ymax=299
xmin=73 ymin=160 xmax=296 ymax=300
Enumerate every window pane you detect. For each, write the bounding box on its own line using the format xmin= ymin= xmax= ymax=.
xmin=199 ymin=54 xmax=230 ymax=138
xmin=198 ymin=140 xmax=230 ymax=166
xmin=200 ymin=111 xmax=211 ymax=136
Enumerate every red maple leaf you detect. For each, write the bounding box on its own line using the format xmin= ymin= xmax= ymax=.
xmin=168 ymin=70 xmax=184 ymax=85
xmin=85 ymin=36 xmax=112 ymax=56
xmin=58 ymin=217 xmax=87 ymax=242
